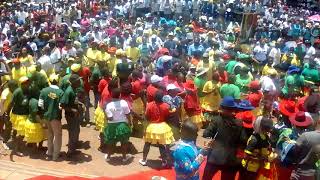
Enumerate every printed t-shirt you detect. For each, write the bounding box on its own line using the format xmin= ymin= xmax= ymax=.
xmin=39 ymin=85 xmax=64 ymax=121
xmin=145 ymin=101 xmax=170 ymax=123
xmin=105 ymin=99 xmax=130 ymax=123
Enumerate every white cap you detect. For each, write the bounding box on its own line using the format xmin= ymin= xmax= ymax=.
xmin=166 ymin=84 xmax=179 ymax=91
xmin=150 ymin=75 xmax=163 ymax=83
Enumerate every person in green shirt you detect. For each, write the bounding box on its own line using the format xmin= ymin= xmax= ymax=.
xmin=90 ymin=62 xmax=105 ymax=109
xmin=235 ymin=67 xmax=253 ymax=93
xmin=116 ymin=53 xmax=134 ymax=84
xmin=302 ymin=60 xmax=320 ymax=84
xmin=69 ymin=25 xmax=80 ymax=41
xmin=225 ymin=59 xmax=238 ymax=74
xmin=7 ymin=76 xmax=30 ymax=156
xmin=194 ymin=68 xmax=208 ymax=98
xmin=220 ymin=74 xmax=241 ymax=100
xmin=39 ymin=74 xmax=64 ymax=161
xmin=281 ymin=72 xmax=305 ymax=99
xmin=24 ymin=98 xmax=45 ymax=154
xmin=28 ymin=64 xmax=49 ymax=99
xmin=60 ymin=74 xmax=82 ymax=158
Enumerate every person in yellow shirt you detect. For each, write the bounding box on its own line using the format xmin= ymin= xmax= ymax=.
xmin=84 ymin=41 xmax=101 ymax=68
xmin=0 ymin=80 xmax=18 ymax=149
xmin=11 ymin=59 xmax=27 ymax=82
xmin=17 ymin=47 xmax=34 ymax=67
xmin=202 ymin=72 xmax=221 ymax=122
xmin=281 ymin=49 xmax=300 ymax=67
xmin=125 ymin=40 xmax=140 ymax=62
xmin=197 ymin=52 xmax=216 ymax=80
xmin=106 ymin=47 xmax=118 ymax=77
xmin=98 ymin=43 xmax=110 ymax=62
xmin=262 ymin=59 xmax=277 ymax=76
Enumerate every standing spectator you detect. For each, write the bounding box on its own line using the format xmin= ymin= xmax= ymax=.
xmin=202 ymin=96 xmax=243 ymax=180
xmin=60 ymin=74 xmax=82 ymax=158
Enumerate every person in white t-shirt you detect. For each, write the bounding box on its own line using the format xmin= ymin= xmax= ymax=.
xmin=38 ymin=47 xmax=52 ymax=74
xmin=104 ymin=88 xmax=132 ymax=163
xmin=268 ymin=41 xmax=281 ymax=66
xmin=175 ymin=0 xmax=184 ymax=18
xmin=304 ymin=42 xmax=316 ymax=63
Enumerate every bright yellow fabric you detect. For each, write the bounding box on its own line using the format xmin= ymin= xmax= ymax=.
xmin=84 ymin=48 xmax=101 ymax=67
xmin=19 ymin=55 xmax=34 ymax=66
xmin=202 ymin=81 xmax=221 ymax=112
xmin=281 ymin=54 xmax=300 ymax=66
xmin=106 ymin=57 xmax=118 ymax=77
xmin=144 ymin=122 xmax=175 ymax=145
xmin=24 ymin=119 xmax=45 ymax=143
xmin=132 ymin=97 xmax=145 ymax=115
xmin=12 ymin=67 xmax=27 ymax=82
xmin=100 ymin=52 xmax=110 ymax=62
xmin=1 ymin=88 xmax=12 ymax=114
xmin=196 ymin=60 xmax=215 ymax=80
xmin=125 ymin=47 xmax=140 ymax=62
xmin=94 ymin=105 xmax=106 ymax=132
xmin=189 ymin=114 xmax=204 ymax=129
xmin=10 ymin=113 xmax=27 ymax=136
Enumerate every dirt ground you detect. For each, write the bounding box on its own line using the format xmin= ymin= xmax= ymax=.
xmin=0 ymin=95 xmax=207 ymax=178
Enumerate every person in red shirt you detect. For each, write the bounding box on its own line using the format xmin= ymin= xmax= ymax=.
xmin=94 ymin=79 xmax=119 ymax=151
xmin=77 ymin=65 xmax=91 ymax=126
xmin=184 ymin=80 xmax=203 ymax=129
xmin=217 ymin=63 xmax=228 ymax=84
xmin=131 ymin=71 xmax=146 ymax=131
xmin=139 ymin=90 xmax=175 ymax=167
xmin=120 ymin=82 xmax=133 ymax=110
xmin=146 ymin=75 xmax=164 ymax=103
xmin=246 ymin=80 xmax=263 ymax=108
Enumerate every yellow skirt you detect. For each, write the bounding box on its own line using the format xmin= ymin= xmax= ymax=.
xmin=24 ymin=119 xmax=44 ymax=143
xmin=189 ymin=114 xmax=204 ymax=129
xmin=144 ymin=122 xmax=175 ymax=145
xmin=132 ymin=98 xmax=144 ymax=115
xmin=10 ymin=113 xmax=28 ymax=136
xmin=94 ymin=106 xmax=106 ymax=132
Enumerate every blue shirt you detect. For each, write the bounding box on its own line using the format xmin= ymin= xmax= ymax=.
xmin=188 ymin=44 xmax=204 ymax=56
xmin=162 ymin=95 xmax=183 ymax=110
xmin=172 ymin=140 xmax=202 ymax=180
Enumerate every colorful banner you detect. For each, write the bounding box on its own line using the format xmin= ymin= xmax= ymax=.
xmin=240 ymin=13 xmax=258 ymax=42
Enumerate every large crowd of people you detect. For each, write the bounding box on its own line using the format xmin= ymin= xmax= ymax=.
xmin=0 ymin=0 xmax=319 ymax=180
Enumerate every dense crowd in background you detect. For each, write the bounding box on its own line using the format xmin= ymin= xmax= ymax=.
xmin=0 ymin=0 xmax=319 ymax=180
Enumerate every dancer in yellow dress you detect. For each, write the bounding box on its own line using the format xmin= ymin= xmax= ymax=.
xmin=139 ymin=90 xmax=175 ymax=167
xmin=8 ymin=76 xmax=30 ymax=155
xmin=24 ymin=98 xmax=44 ymax=153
